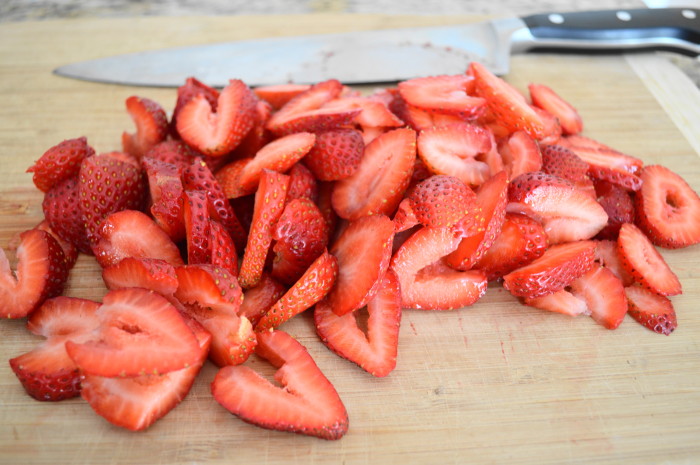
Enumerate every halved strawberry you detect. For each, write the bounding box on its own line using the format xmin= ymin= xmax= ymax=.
xmin=325 ymin=215 xmax=394 ymax=316
xmin=569 ymin=265 xmax=628 ymax=330
xmin=417 ymin=123 xmax=493 ymax=187
xmin=594 ymin=180 xmax=634 ymax=240
xmin=27 ymin=137 xmax=95 ymax=192
xmin=65 ymin=288 xmax=201 ymax=377
xmin=287 ymin=163 xmax=318 ymax=202
xmin=80 ymin=315 xmax=211 ymax=431
xmin=322 ymin=96 xmax=404 ymax=128
xmin=390 ymin=226 xmax=488 ymax=310
xmin=634 ymin=164 xmax=700 ymax=248
xmin=397 ymin=74 xmax=486 ymax=118
xmin=408 ymin=175 xmax=476 ymax=228
xmin=528 ymin=83 xmax=583 ymax=135
xmin=122 ymin=96 xmax=169 ymax=158
xmin=171 ymin=77 xmax=220 ymax=135
xmin=209 ymin=220 xmax=239 ymax=275
xmin=497 ymin=131 xmax=542 ymax=180
xmin=524 ymin=289 xmax=589 ymax=317
xmin=540 ymin=144 xmax=589 ymax=184
xmin=255 ymin=250 xmax=337 ymax=331
xmin=174 ymin=265 xmax=255 ymax=366
xmin=101 ymin=257 xmax=178 ymax=298
xmin=469 ymin=62 xmax=546 ymax=140
xmin=502 ymin=240 xmax=597 ymax=298
xmin=315 ymin=269 xmax=401 ymax=377
xmin=332 ymin=127 xmax=416 ymax=220
xmin=0 ymin=229 xmax=69 ymax=319
xmin=92 ymin=209 xmax=184 ymax=268
xmin=212 ymin=330 xmax=348 ymax=440
xmin=303 ymin=129 xmax=364 ymax=182
xmin=9 ymin=297 xmax=100 ymax=401
xmin=182 ymin=190 xmax=212 ymax=265
xmin=561 ymin=138 xmax=643 ymax=191
xmin=238 ymin=273 xmax=287 ymax=327
xmin=625 ymin=285 xmax=677 ymax=335
xmin=176 ymin=79 xmax=257 ymax=157
xmin=42 ymin=175 xmax=91 ymax=254
xmin=617 ymin=223 xmax=681 ymax=296
xmin=143 ymin=139 xmax=196 ymax=169
xmin=216 ymin=157 xmax=256 ymax=199
xmin=239 ymin=170 xmax=290 ymax=289
xmin=253 ymin=83 xmax=311 ymax=110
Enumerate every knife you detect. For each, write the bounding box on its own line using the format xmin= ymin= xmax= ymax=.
xmin=54 ymin=7 xmax=700 ymax=87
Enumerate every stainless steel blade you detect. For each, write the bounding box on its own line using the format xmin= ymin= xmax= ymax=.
xmin=54 ymin=18 xmax=527 ymax=87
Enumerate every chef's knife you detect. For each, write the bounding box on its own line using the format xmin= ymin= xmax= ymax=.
xmin=54 ymin=7 xmax=700 ymax=87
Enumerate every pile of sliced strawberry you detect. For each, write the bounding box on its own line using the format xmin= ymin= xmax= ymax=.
xmin=3 ymin=62 xmax=700 ymax=439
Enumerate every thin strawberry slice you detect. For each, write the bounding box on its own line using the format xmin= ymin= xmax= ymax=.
xmin=322 ymin=96 xmax=404 ymax=128
xmin=176 ymin=79 xmax=257 ymax=157
xmin=562 ymin=142 xmax=643 ymax=191
xmin=171 ymin=77 xmax=220 ymax=135
xmin=315 ymin=269 xmax=401 ymax=377
xmin=42 ymin=175 xmax=91 ymax=254
xmin=594 ymin=180 xmax=634 ymax=240
xmin=266 ymin=79 xmax=344 ymax=133
xmin=569 ymin=265 xmax=628 ymax=330
xmin=332 ymin=127 xmax=416 ymax=221
xmin=238 ymin=273 xmax=286 ymax=327
xmin=498 ymin=131 xmax=542 ymax=180
xmin=316 ymin=181 xmax=338 ymax=234
xmin=238 ymin=132 xmax=316 ymax=191
xmin=80 ymin=315 xmax=211 ymax=431
xmin=625 ymin=285 xmax=677 ymax=335
xmin=469 ymin=62 xmax=546 ymax=140
xmin=303 ymin=129 xmax=365 ymax=181
xmin=232 ymin=99 xmax=274 ymax=159
xmin=183 ymin=190 xmax=212 ymax=265
xmin=101 ymin=257 xmax=178 ymax=298
xmin=417 ymin=123 xmax=493 ymax=187
xmin=141 ymin=157 xmax=186 ymax=241
xmin=393 ymin=198 xmax=420 ymax=233
xmin=92 ymin=209 xmax=184 ymax=268
xmin=65 ymin=288 xmax=201 ymax=377
xmin=253 ymin=84 xmax=311 ymax=110
xmin=634 ymin=164 xmax=700 ymax=249
xmin=540 ymin=144 xmax=589 ymax=183
xmin=325 ymin=215 xmax=394 ymax=316
xmin=594 ymin=239 xmax=634 ymax=286
xmin=524 ymin=290 xmax=589 ymax=317
xmin=445 ymin=171 xmax=508 ymax=270
xmin=390 ymin=226 xmax=488 ymax=310
xmin=0 ymin=229 xmax=69 ymax=319
xmin=216 ymin=158 xmax=256 ymax=199
xmin=9 ymin=297 xmax=100 ymax=401
xmin=617 ymin=223 xmax=681 ymax=296
xmin=533 ymin=106 xmax=563 ymax=144
xmin=474 ymin=212 xmax=548 ymax=280
xmin=397 ymin=75 xmax=486 ymax=117
xmin=175 ymin=265 xmax=255 ymax=366
xmin=32 ymin=220 xmax=78 ymax=270
xmin=143 ymin=139 xmax=197 ymax=169
xmin=287 ymin=163 xmax=318 ymax=202
xmin=212 ymin=329 xmax=348 ymax=440
xmin=239 ymin=170 xmax=290 ymax=289
xmin=267 ymin=107 xmax=360 ymax=136
xmin=528 ymin=83 xmax=583 ymax=135
xmin=122 ymin=96 xmax=169 ymax=158
xmin=209 ymin=220 xmax=239 ymax=275
xmin=408 ymin=175 xmax=477 ymax=228
xmin=503 ymin=240 xmax=597 ymax=299
xmin=255 ymin=250 xmax=338 ymax=331
xmin=27 ymin=137 xmax=95 ymax=192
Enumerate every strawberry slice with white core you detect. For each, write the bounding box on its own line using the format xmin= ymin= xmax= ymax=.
xmin=528 ymin=83 xmax=583 ymax=135
xmin=315 ymin=269 xmax=402 ymax=377
xmin=101 ymin=257 xmax=179 ymax=298
xmin=65 ymin=288 xmax=201 ymax=378
xmin=322 ymin=96 xmax=404 ymax=128
xmin=569 ymin=265 xmax=628 ymax=330
xmin=211 ymin=329 xmax=349 ymax=440
xmin=398 ymin=74 xmax=486 ymax=117
xmin=122 ymin=96 xmax=169 ymax=159
xmin=625 ymin=285 xmax=677 ymax=335
xmin=497 ymin=130 xmax=542 ymax=180
xmin=524 ymin=290 xmax=589 ymax=317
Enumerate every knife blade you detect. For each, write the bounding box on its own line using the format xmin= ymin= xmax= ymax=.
xmin=54 ymin=8 xmax=700 ymax=87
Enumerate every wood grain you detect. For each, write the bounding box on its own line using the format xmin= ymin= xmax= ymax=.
xmin=1 ymin=15 xmax=699 ymax=465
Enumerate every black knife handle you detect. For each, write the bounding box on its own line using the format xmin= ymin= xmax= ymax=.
xmin=521 ymin=8 xmax=700 ymax=56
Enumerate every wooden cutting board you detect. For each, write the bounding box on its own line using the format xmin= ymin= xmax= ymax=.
xmin=1 ymin=15 xmax=699 ymax=465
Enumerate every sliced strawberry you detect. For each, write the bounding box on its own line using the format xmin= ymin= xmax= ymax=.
xmin=101 ymin=257 xmax=178 ymax=298
xmin=238 ymin=132 xmax=316 ymax=191
xmin=474 ymin=212 xmax=548 ymax=280
xmin=42 ymin=175 xmax=91 ymax=254
xmin=540 ymin=144 xmax=589 ymax=183
xmin=528 ymin=83 xmax=583 ymax=135
xmin=9 ymin=297 xmax=100 ymax=401
xmin=502 ymin=240 xmax=597 ymax=299
xmin=271 ymin=198 xmax=329 ymax=286
xmin=445 ymin=170 xmax=508 ymax=270
xmin=211 ymin=329 xmax=348 ymax=440
xmin=332 ymin=127 xmax=416 ymax=220
xmin=625 ymin=285 xmax=677 ymax=335
xmin=507 ymin=171 xmax=608 ymax=244
xmin=174 ymin=265 xmax=255 ymax=366
xmin=238 ymin=273 xmax=286 ymax=327
xmin=408 ymin=175 xmax=476 ymax=228
xmin=171 ymin=77 xmax=220 ymax=135
xmin=594 ymin=180 xmax=634 ymax=240
xmin=417 ymin=123 xmax=493 ymax=187
xmin=0 ymin=229 xmax=68 ymax=319
xmin=253 ymin=83 xmax=311 ymax=110
xmin=32 ymin=220 xmax=78 ymax=269
xmin=141 ymin=157 xmax=186 ymax=241
xmin=287 ymin=163 xmax=318 ymax=202
xmin=267 ymin=107 xmax=360 ymax=136
xmin=393 ymin=197 xmax=420 ymax=233
xmin=216 ymin=157 xmax=256 ymax=199
xmin=325 ymin=215 xmax=394 ymax=316
xmin=617 ymin=223 xmax=681 ymax=296
xmin=122 ymin=96 xmax=169 ymax=158
xmin=594 ymin=239 xmax=634 ymax=286
xmin=397 ymin=74 xmax=486 ymax=118
xmin=265 ymin=79 xmax=344 ymax=134
xmin=469 ymin=62 xmax=546 ymax=140
xmin=176 ymin=79 xmax=257 ymax=157
xmin=561 ymin=140 xmax=643 ymax=191
xmin=232 ymin=99 xmax=274 ymax=159
xmin=497 ymin=131 xmax=542 ymax=180
xmin=65 ymin=288 xmax=201 ymax=377
xmin=316 ymin=181 xmax=338 ymax=234
xmin=569 ymin=265 xmax=628 ymax=330
xmin=182 ymin=190 xmax=212 ymax=265
xmin=80 ymin=315 xmax=211 ymax=431
xmin=303 ymin=129 xmax=364 ymax=181
xmin=209 ymin=220 xmax=239 ymax=275
xmin=315 ymin=269 xmax=401 ymax=377
xmin=255 ymin=250 xmax=337 ymax=331
xmin=27 ymin=137 xmax=95 ymax=192
xmin=239 ymin=170 xmax=290 ymax=289
xmin=143 ymin=139 xmax=196 ymax=169
xmin=634 ymin=164 xmax=700 ymax=249
xmin=390 ymin=226 xmax=488 ymax=310
xmin=322 ymin=96 xmax=404 ymax=128
xmin=524 ymin=289 xmax=589 ymax=317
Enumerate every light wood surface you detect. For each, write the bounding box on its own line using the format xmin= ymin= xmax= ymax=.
xmin=1 ymin=15 xmax=700 ymax=465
